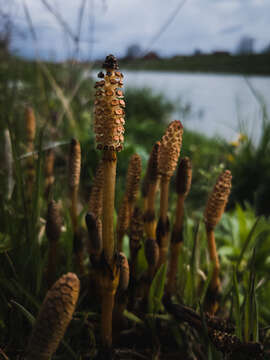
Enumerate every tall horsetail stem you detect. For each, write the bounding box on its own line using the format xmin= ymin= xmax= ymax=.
xmin=204 ymin=170 xmax=232 ymax=314
xmin=94 ymin=54 xmax=125 ymax=348
xmin=68 ymin=138 xmax=84 ymax=274
xmin=167 ymin=157 xmax=192 ymax=295
xmin=157 ymin=120 xmax=183 ymax=266
xmin=117 ymin=153 xmax=141 ymax=251
xmin=144 ymin=141 xmax=160 ymax=240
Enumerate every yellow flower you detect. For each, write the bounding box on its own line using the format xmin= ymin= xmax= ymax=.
xmin=229 ymin=140 xmax=239 ymax=147
xmin=226 ymin=154 xmax=235 ymax=162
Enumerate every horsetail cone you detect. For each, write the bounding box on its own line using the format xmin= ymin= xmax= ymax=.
xmin=118 ymin=252 xmax=130 ymax=292
xmin=46 ymin=200 xmax=62 ymax=243
xmin=94 ymin=54 xmax=125 ymax=152
xmin=204 ymin=170 xmax=232 ymax=230
xmin=175 ymin=157 xmax=192 ymax=196
xmin=147 ymin=141 xmax=161 ymax=184
xmin=68 ymin=138 xmax=81 ymax=190
xmin=25 ymin=107 xmax=36 ymax=144
xmin=85 ymin=212 xmax=103 ymax=264
xmin=116 ymin=195 xmax=130 ymax=250
xmin=129 ymin=207 xmax=144 ymax=254
xmin=88 ymin=160 xmax=104 ymax=218
xmin=126 ymin=154 xmax=142 ymax=204
xmin=158 ymin=120 xmax=183 ymax=179
xmin=26 ymin=273 xmax=80 ymax=360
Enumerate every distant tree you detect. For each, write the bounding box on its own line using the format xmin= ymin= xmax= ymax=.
xmin=194 ymin=48 xmax=202 ymax=55
xmin=236 ymin=36 xmax=255 ymax=55
xmin=262 ymin=42 xmax=270 ymax=54
xmin=125 ymin=44 xmax=142 ymax=59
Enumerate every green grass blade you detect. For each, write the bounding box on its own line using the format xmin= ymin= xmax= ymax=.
xmin=236 ymin=217 xmax=261 ymax=270
xmin=198 ymin=262 xmax=214 ymax=309
xmin=10 ymin=299 xmax=35 ymax=325
xmin=148 ymin=263 xmax=167 ymax=313
xmin=233 ymin=266 xmax=242 ymax=340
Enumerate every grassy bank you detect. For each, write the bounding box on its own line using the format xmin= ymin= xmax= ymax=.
xmin=119 ymin=53 xmax=270 ymax=75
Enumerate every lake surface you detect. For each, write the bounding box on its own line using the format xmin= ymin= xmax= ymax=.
xmin=124 ymin=70 xmax=270 ymax=143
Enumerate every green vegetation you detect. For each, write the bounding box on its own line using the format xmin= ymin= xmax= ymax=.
xmin=120 ymin=53 xmax=270 ymax=75
xmin=0 ymin=54 xmax=270 ymax=359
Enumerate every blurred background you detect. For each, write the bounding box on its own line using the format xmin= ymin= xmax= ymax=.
xmin=1 ymin=0 xmax=270 ymax=210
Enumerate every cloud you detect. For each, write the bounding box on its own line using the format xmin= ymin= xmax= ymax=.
xmin=9 ymin=0 xmax=270 ymax=60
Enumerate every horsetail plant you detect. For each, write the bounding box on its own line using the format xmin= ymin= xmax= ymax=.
xmin=93 ymin=54 xmax=126 ymax=349
xmin=167 ymin=157 xmax=192 ymax=295
xmin=85 ymin=212 xmax=103 ymax=267
xmin=125 ymin=153 xmax=142 ymax=218
xmin=88 ymin=160 xmax=104 ymax=220
xmin=113 ymin=252 xmax=130 ymax=333
xmin=129 ymin=206 xmax=144 ymax=278
xmin=143 ymin=141 xmax=160 ymax=240
xmin=68 ymin=138 xmax=84 ymax=275
xmin=204 ymin=169 xmax=232 ymax=314
xmin=46 ymin=200 xmax=62 ymax=287
xmin=117 ymin=153 xmax=142 ymax=251
xmin=116 ymin=195 xmax=130 ymax=252
xmin=26 ymin=273 xmax=80 ymax=360
xmin=157 ymin=120 xmax=183 ymax=266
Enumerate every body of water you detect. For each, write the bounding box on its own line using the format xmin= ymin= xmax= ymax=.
xmin=124 ymin=70 xmax=270 ymax=143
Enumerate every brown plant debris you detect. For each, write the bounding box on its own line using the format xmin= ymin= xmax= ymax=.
xmin=158 ymin=120 xmax=183 ymax=178
xmin=26 ymin=273 xmax=80 ymax=360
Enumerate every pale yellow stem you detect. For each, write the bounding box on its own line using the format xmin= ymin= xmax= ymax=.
xmin=144 ymin=182 xmax=158 ymax=239
xmin=166 ymin=194 xmax=185 ymax=294
xmin=206 ymin=228 xmax=221 ymax=314
xmin=157 ymin=177 xmax=170 ymax=266
xmin=102 ymin=150 xmax=117 ymax=264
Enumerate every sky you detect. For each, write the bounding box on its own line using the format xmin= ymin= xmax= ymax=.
xmin=5 ymin=0 xmax=270 ymax=60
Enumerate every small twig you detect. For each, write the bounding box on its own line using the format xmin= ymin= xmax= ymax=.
xmin=40 ymin=0 xmax=77 ymax=42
